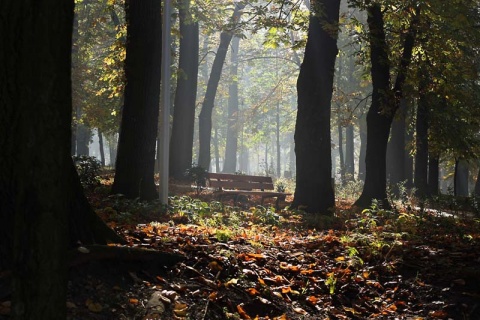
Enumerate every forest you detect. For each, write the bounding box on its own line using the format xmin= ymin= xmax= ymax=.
xmin=1 ymin=0 xmax=480 ymax=319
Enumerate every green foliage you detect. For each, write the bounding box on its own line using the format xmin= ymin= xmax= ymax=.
xmin=73 ymin=155 xmax=102 ymax=189
xmin=184 ymin=164 xmax=208 ymax=194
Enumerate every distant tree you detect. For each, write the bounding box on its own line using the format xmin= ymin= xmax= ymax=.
xmin=354 ymin=3 xmax=419 ymax=208
xmin=198 ymin=2 xmax=244 ymax=170
xmin=170 ymin=0 xmax=200 ymax=180
xmin=291 ymin=0 xmax=340 ymax=214
xmin=112 ymin=0 xmax=162 ymax=199
xmin=223 ymin=36 xmax=241 ymax=173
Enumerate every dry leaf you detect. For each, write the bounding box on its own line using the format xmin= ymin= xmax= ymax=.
xmin=293 ymin=307 xmax=307 ymax=315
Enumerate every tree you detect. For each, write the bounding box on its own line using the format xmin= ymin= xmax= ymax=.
xmin=0 ymin=0 xmax=123 ymax=316
xmin=0 ymin=2 xmax=74 ymax=317
xmin=170 ymin=0 xmax=200 ymax=180
xmin=223 ymin=36 xmax=241 ymax=173
xmin=111 ymin=0 xmax=162 ymax=200
xmin=198 ymin=2 xmax=244 ymax=170
xmin=291 ymin=0 xmax=340 ymax=214
xmin=354 ymin=3 xmax=419 ymax=208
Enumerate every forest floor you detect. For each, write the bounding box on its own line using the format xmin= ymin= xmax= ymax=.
xmin=16 ymin=180 xmax=480 ymax=320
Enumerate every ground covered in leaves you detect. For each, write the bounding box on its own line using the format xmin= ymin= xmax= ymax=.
xmin=5 ymin=182 xmax=479 ymax=320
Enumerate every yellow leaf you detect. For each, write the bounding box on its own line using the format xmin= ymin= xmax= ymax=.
xmin=293 ymin=307 xmax=307 ymax=315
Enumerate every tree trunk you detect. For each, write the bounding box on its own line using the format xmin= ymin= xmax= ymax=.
xmin=345 ymin=123 xmax=355 ymax=180
xmin=169 ymin=0 xmax=199 ymax=180
xmin=223 ymin=36 xmax=240 ymax=173
xmin=276 ymin=102 xmax=281 ymax=178
xmin=292 ymin=0 xmax=340 ymax=214
xmin=1 ymin=1 xmax=67 ymax=317
xmin=404 ymin=126 xmax=414 ymax=188
xmin=112 ymin=0 xmax=162 ymax=200
xmin=338 ymin=123 xmax=346 ymax=185
xmin=354 ymin=4 xmax=418 ymax=208
xmin=198 ymin=3 xmax=244 ymax=170
xmin=455 ymin=159 xmax=469 ymax=197
xmin=414 ymin=89 xmax=429 ymax=197
xmin=98 ymin=129 xmax=106 ymax=166
xmin=358 ymin=113 xmax=367 ymax=182
xmin=474 ymin=163 xmax=480 ymax=196
xmin=428 ymin=154 xmax=440 ymax=196
xmin=386 ymin=99 xmax=407 ymax=194
xmin=213 ymin=126 xmax=220 ymax=172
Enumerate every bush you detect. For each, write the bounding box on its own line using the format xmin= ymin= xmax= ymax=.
xmin=184 ymin=164 xmax=208 ymax=194
xmin=73 ymin=155 xmax=102 ymax=189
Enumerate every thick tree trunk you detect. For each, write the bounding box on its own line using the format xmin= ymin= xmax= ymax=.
xmin=0 ymin=1 xmax=72 ymax=318
xmin=292 ymin=0 xmax=340 ymax=214
xmin=428 ymin=154 xmax=439 ymax=196
xmin=354 ymin=4 xmax=418 ymax=208
xmin=169 ymin=0 xmax=199 ymax=180
xmin=455 ymin=159 xmax=469 ymax=197
xmin=414 ymin=90 xmax=429 ymax=197
xmin=112 ymin=0 xmax=162 ymax=200
xmin=198 ymin=3 xmax=244 ymax=170
xmin=345 ymin=124 xmax=355 ymax=180
xmin=223 ymin=36 xmax=241 ymax=173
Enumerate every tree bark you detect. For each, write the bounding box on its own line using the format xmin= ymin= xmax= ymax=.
xmin=474 ymin=163 xmax=480 ymax=196
xmin=169 ymin=0 xmax=199 ymax=180
xmin=455 ymin=159 xmax=469 ymax=197
xmin=0 ymin=1 xmax=72 ymax=318
xmin=354 ymin=4 xmax=419 ymax=208
xmin=386 ymin=99 xmax=407 ymax=194
xmin=414 ymin=88 xmax=429 ymax=197
xmin=223 ymin=36 xmax=241 ymax=173
xmin=112 ymin=0 xmax=162 ymax=200
xmin=358 ymin=113 xmax=367 ymax=182
xmin=338 ymin=123 xmax=346 ymax=185
xmin=428 ymin=154 xmax=439 ymax=196
xmin=292 ymin=0 xmax=340 ymax=214
xmin=345 ymin=123 xmax=355 ymax=180
xmin=98 ymin=128 xmax=106 ymax=166
xmin=198 ymin=3 xmax=244 ymax=170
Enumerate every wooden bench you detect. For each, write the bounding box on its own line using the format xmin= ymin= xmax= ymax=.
xmin=206 ymin=172 xmax=290 ymax=209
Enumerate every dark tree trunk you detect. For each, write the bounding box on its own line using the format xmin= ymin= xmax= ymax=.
xmin=0 ymin=0 xmax=123 ymax=288
xmin=98 ymin=129 xmax=106 ymax=166
xmin=386 ymin=99 xmax=407 ymax=194
xmin=198 ymin=3 xmax=244 ymax=170
xmin=291 ymin=0 xmax=340 ymax=214
xmin=414 ymin=88 xmax=429 ymax=197
xmin=76 ymin=120 xmax=90 ymax=156
xmin=428 ymin=154 xmax=439 ymax=196
xmin=455 ymin=159 xmax=469 ymax=197
xmin=354 ymin=4 xmax=418 ymax=208
xmin=223 ymin=36 xmax=240 ymax=173
xmin=112 ymin=0 xmax=162 ymax=200
xmin=169 ymin=0 xmax=199 ymax=180
xmin=345 ymin=124 xmax=355 ymax=180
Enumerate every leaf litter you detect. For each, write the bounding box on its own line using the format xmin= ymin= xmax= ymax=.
xmin=60 ymin=191 xmax=480 ymax=319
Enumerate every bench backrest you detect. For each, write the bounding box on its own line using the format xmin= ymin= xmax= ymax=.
xmin=207 ymin=173 xmax=274 ymax=191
